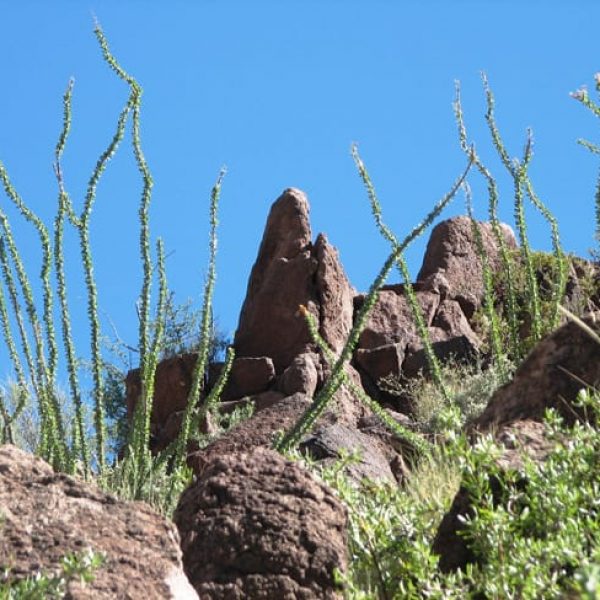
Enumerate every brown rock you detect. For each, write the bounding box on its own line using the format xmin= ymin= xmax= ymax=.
xmin=221 ymin=356 xmax=276 ymax=401
xmin=0 ymin=445 xmax=197 ymax=599
xmin=299 ymin=423 xmax=397 ymax=483
xmin=402 ymin=301 xmax=481 ymax=378
xmin=355 ymin=343 xmax=405 ymax=383
xmin=234 ymin=189 xmax=318 ymax=371
xmin=314 ymin=233 xmax=355 ymax=356
xmin=417 ymin=216 xmax=518 ymax=318
xmin=126 ymin=352 xmax=197 ymax=427
xmin=355 ymin=289 xmax=440 ymax=350
xmin=472 ymin=311 xmax=600 ymax=431
xmin=174 ymin=448 xmax=347 ymax=599
xmin=234 ymin=189 xmax=355 ymax=373
xmin=187 ymin=393 xmax=312 ymax=476
xmin=278 ymin=352 xmax=320 ymax=397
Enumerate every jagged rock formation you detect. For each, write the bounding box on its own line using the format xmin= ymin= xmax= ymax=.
xmin=234 ymin=188 xmax=355 ymax=371
xmin=124 ymin=187 xmax=541 ymax=498
xmin=175 ymin=448 xmax=347 ymax=599
xmin=0 ymin=445 xmax=197 ymax=599
xmin=417 ymin=216 xmax=518 ymax=318
xmin=7 ymin=186 xmax=600 ymax=598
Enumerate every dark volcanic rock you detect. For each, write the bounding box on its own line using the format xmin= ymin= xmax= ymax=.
xmin=299 ymin=423 xmax=397 ymax=483
xmin=186 ymin=393 xmax=312 ymax=476
xmin=0 ymin=445 xmax=197 ymax=599
xmin=175 ymin=448 xmax=347 ymax=599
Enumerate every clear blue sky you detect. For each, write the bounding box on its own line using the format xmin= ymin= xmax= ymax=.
xmin=0 ymin=1 xmax=599 ymax=380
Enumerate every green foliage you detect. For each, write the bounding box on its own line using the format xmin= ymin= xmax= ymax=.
xmin=380 ymin=356 xmax=514 ymax=437
xmin=99 ymin=292 xmax=231 ymax=458
xmin=471 ymin=248 xmax=595 ymax=358
xmin=352 ymin=145 xmax=450 ymax=403
xmin=297 ymin=389 xmax=600 ymax=599
xmin=1 ymin=549 xmax=104 ymax=599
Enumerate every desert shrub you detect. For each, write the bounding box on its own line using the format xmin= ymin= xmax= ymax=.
xmin=299 ymin=388 xmax=600 ymax=599
xmin=1 ymin=548 xmax=104 ymax=599
xmin=471 ymin=248 xmax=600 ymax=359
xmin=379 ymin=356 xmax=515 ymax=437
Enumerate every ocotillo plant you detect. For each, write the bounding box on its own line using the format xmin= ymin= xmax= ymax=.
xmin=297 ymin=304 xmax=430 ymax=457
xmin=0 ymin=24 xmax=230 ymax=498
xmin=572 ymin=73 xmax=600 ymax=252
xmin=454 ymin=76 xmax=568 ymax=362
xmin=352 ymin=144 xmax=450 ymax=403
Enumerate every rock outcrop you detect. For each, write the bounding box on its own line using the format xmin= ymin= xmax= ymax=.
xmin=175 ymin=448 xmax=347 ymax=599
xmin=0 ymin=444 xmax=197 ymax=599
xmin=234 ymin=188 xmax=355 ymax=373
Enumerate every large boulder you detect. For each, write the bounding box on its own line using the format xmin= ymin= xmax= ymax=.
xmin=417 ymin=216 xmax=518 ymax=318
xmin=472 ymin=311 xmax=600 ymax=431
xmin=220 ymin=356 xmax=276 ymax=402
xmin=234 ymin=188 xmax=319 ymax=371
xmin=174 ymin=448 xmax=347 ymax=599
xmin=0 ymin=445 xmax=197 ymax=599
xmin=186 ymin=393 xmax=313 ymax=476
xmin=126 ymin=352 xmax=197 ymax=431
xmin=299 ymin=423 xmax=397 ymax=484
xmin=234 ymin=189 xmax=354 ymax=373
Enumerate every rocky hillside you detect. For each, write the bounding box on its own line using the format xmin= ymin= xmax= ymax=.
xmin=2 ymin=188 xmax=600 ymax=598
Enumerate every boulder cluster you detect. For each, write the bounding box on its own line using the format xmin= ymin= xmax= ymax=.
xmin=2 ymin=188 xmax=599 ymax=598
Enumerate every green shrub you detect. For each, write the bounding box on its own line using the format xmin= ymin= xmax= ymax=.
xmin=1 ymin=549 xmax=104 ymax=599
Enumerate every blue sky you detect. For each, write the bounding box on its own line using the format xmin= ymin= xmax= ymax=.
xmin=0 ymin=1 xmax=599 ymax=379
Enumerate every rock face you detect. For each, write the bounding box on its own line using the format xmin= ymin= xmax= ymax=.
xmin=234 ymin=189 xmax=355 ymax=373
xmin=0 ymin=444 xmax=197 ymax=599
xmin=234 ymin=188 xmax=320 ymax=372
xmin=175 ymin=448 xmax=347 ymax=599
xmin=472 ymin=311 xmax=600 ymax=430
